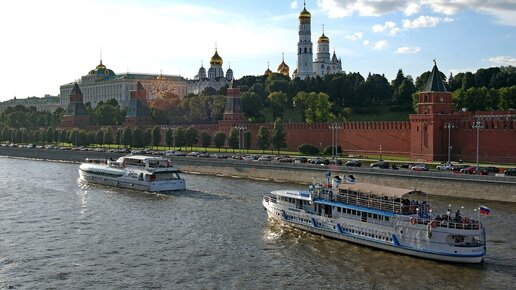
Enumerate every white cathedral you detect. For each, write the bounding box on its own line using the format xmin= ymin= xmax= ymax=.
xmin=187 ymin=48 xmax=234 ymax=95
xmin=291 ymin=2 xmax=342 ymax=79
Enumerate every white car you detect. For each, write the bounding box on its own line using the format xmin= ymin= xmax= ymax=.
xmin=436 ymin=163 xmax=454 ymax=170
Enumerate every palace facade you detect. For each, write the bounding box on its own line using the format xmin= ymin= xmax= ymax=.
xmin=59 ymin=60 xmax=188 ymax=109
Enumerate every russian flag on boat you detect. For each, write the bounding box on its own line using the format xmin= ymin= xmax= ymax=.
xmin=480 ymin=205 xmax=491 ymax=215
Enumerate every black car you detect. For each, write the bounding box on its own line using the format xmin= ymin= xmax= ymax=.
xmin=345 ymin=160 xmax=362 ymax=167
xmin=483 ymin=166 xmax=499 ymax=174
xmin=505 ymin=168 xmax=516 ymax=176
xmin=370 ymin=160 xmax=390 ymax=169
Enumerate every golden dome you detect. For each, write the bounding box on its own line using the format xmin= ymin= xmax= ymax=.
xmin=299 ymin=7 xmax=311 ymax=20
xmin=264 ymin=68 xmax=272 ymax=76
xmin=210 ymin=49 xmax=223 ymax=66
xmin=318 ymin=33 xmax=329 ymax=43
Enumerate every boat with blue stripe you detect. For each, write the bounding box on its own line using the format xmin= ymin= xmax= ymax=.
xmin=262 ymin=174 xmax=486 ymax=263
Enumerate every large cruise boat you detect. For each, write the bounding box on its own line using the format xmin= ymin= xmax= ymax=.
xmin=262 ymin=175 xmax=486 ymax=263
xmin=79 ymin=155 xmax=186 ymax=192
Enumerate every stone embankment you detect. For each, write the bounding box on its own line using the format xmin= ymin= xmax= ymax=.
xmin=1 ymin=146 xmax=515 ymax=203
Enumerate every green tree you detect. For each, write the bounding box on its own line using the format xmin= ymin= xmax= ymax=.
xmin=213 ymin=131 xmax=226 ymax=152
xmin=152 ymin=126 xmax=161 ymax=149
xmin=200 ymin=131 xmax=212 ymax=151
xmin=173 ymin=128 xmax=186 ymax=150
xmin=228 ymin=128 xmax=240 ymax=152
xmin=122 ymin=127 xmax=133 ymax=147
xmin=143 ymin=129 xmax=152 ymax=148
xmin=184 ymin=126 xmax=199 ymax=150
xmin=132 ymin=128 xmax=144 ymax=148
xmin=271 ymin=118 xmax=287 ymax=154
xmin=95 ymin=129 xmax=104 ymax=146
xmin=165 ymin=128 xmax=173 ymax=149
xmin=243 ymin=131 xmax=252 ymax=153
xmin=267 ymin=91 xmax=288 ymax=120
xmin=104 ymin=127 xmax=114 ymax=145
xmin=257 ymin=126 xmax=271 ymax=154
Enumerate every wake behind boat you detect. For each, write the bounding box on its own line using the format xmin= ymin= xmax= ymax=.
xmin=79 ymin=155 xmax=186 ymax=192
xmin=262 ymin=174 xmax=486 ymax=263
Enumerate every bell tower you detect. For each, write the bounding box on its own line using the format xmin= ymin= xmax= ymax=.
xmin=296 ymin=1 xmax=314 ymax=79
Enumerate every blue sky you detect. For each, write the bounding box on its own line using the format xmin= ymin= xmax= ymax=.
xmin=0 ymin=0 xmax=515 ymax=101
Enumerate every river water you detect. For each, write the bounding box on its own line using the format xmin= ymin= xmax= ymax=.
xmin=0 ymin=157 xmax=515 ymax=289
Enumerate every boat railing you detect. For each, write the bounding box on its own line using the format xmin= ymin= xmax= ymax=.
xmin=316 ymin=189 xmax=433 ymax=216
xmin=397 ymin=215 xmax=483 ymax=231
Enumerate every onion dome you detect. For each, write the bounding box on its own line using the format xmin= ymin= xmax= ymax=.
xmin=210 ymin=49 xmax=223 ymax=66
xmin=299 ymin=6 xmax=311 ymax=20
xmin=264 ymin=68 xmax=272 ymax=76
xmin=318 ymin=33 xmax=329 ymax=43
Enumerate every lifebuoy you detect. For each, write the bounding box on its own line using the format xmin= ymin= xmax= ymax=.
xmin=410 ymin=217 xmax=416 ymax=225
xmin=430 ymin=220 xmax=437 ymax=228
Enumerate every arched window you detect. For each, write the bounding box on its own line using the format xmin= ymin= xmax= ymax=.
xmin=299 ymin=48 xmax=301 ymax=54
xmin=304 ymin=47 xmax=307 ymax=53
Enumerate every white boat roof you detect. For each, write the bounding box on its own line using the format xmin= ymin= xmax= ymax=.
xmin=122 ymin=155 xmax=167 ymax=161
xmin=336 ymin=182 xmax=415 ymax=198
xmin=271 ymin=190 xmax=312 ymax=201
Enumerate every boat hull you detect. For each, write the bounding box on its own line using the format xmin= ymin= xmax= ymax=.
xmin=79 ymin=169 xmax=186 ymax=192
xmin=263 ymin=199 xmax=485 ymax=264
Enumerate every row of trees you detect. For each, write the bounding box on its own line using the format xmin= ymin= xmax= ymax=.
xmin=0 ymin=119 xmax=289 ymax=152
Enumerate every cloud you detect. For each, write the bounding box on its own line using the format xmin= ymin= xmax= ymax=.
xmin=346 ymin=32 xmax=364 ymax=41
xmin=317 ymin=0 xmax=407 ymax=17
xmin=488 ymin=56 xmax=516 ymax=66
xmin=395 ymin=46 xmax=421 ymax=54
xmin=372 ymin=21 xmax=400 ymax=35
xmin=317 ymin=1 xmax=516 ymax=26
xmin=404 ymin=3 xmax=420 ymax=16
xmin=403 ymin=15 xmax=441 ymax=29
xmin=372 ymin=40 xmax=388 ymax=50
xmin=362 ymin=40 xmax=370 ymax=46
xmin=290 ymin=1 xmax=298 ymax=9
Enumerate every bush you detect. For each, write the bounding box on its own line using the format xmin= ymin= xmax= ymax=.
xmin=298 ymin=144 xmax=320 ymax=155
xmin=323 ymin=145 xmax=342 ymax=155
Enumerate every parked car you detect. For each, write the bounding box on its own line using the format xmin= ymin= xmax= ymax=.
xmin=294 ymin=157 xmax=308 ymax=163
xmin=257 ymin=155 xmax=272 ymax=162
xmin=483 ymin=166 xmax=499 ymax=174
xmin=370 ymin=160 xmax=390 ymax=169
xmin=277 ymin=156 xmax=294 ymax=163
xmin=345 ymin=160 xmax=362 ymax=167
xmin=451 ymin=164 xmax=468 ymax=172
xmin=399 ymin=163 xmax=415 ymax=169
xmin=504 ymin=168 xmax=516 ymax=176
xmin=411 ymin=164 xmax=429 ymax=171
xmin=436 ymin=162 xmax=455 ymax=170
xmin=328 ymin=159 xmax=343 ymax=166
xmin=460 ymin=166 xmax=481 ymax=174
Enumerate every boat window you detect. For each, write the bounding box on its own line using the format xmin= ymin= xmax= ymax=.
xmin=385 ymin=217 xmax=390 ymax=222
xmin=352 ymin=210 xmax=356 ymax=215
xmin=373 ymin=214 xmax=378 ymax=219
xmin=368 ymin=213 xmax=372 ymax=218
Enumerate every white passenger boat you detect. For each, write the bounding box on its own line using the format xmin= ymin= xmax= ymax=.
xmin=79 ymin=155 xmax=186 ymax=192
xmin=262 ymin=175 xmax=486 ymax=263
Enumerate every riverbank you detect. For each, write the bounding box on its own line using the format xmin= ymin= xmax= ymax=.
xmin=1 ymin=146 xmax=515 ymax=202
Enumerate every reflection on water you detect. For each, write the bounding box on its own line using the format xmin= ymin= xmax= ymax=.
xmin=0 ymin=157 xmax=515 ymax=289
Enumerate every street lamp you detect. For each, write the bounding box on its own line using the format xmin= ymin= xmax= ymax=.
xmin=444 ymin=122 xmax=455 ymax=163
xmin=472 ymin=121 xmax=484 ymax=174
xmin=328 ymin=122 xmax=342 ymax=159
xmin=379 ymin=144 xmax=383 ymax=160
xmin=235 ymin=124 xmax=247 ymax=155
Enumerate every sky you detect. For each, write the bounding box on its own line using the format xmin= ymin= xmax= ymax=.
xmin=0 ymin=0 xmax=515 ymax=101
